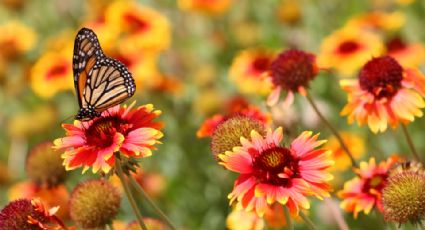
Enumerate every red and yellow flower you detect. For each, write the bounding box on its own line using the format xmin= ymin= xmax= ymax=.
xmin=340 ymin=56 xmax=425 ymax=133
xmin=338 ymin=157 xmax=398 ymax=218
xmin=0 ymin=20 xmax=37 ymax=59
xmin=226 ymin=208 xmax=264 ymax=230
xmin=346 ymin=11 xmax=405 ymax=32
xmin=178 ymin=0 xmax=233 ymax=15
xmin=54 ymin=103 xmax=163 ymax=174
xmin=318 ymin=27 xmax=384 ymax=77
xmin=325 ymin=132 xmax=365 ymax=172
xmin=229 ymin=49 xmax=274 ymax=96
xmin=106 ymin=1 xmax=171 ymax=54
xmin=219 ymin=128 xmax=334 ymax=216
xmin=386 ymin=37 xmax=425 ymax=68
xmin=197 ymin=97 xmax=270 ymax=138
xmin=30 ymin=50 xmax=73 ymax=98
xmin=267 ymin=49 xmax=319 ymax=106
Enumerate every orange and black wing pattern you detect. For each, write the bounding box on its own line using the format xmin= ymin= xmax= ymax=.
xmin=73 ymin=28 xmax=136 ymax=121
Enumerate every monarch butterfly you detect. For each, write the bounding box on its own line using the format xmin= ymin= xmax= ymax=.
xmin=73 ymin=27 xmax=136 ymax=121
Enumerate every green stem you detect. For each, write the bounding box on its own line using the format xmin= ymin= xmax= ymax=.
xmin=283 ymin=206 xmax=293 ymax=230
xmin=299 ymin=211 xmax=318 ymax=230
xmin=420 ymin=222 xmax=425 ymax=230
xmin=128 ymin=175 xmax=178 ymax=230
xmin=115 ymin=154 xmax=148 ymax=230
xmin=305 ymin=93 xmax=357 ymax=168
xmin=401 ymin=124 xmax=421 ymax=162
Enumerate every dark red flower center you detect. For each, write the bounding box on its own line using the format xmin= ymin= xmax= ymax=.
xmin=337 ymin=40 xmax=361 ymax=54
xmin=362 ymin=173 xmax=388 ymax=194
xmin=123 ymin=13 xmax=150 ymax=33
xmin=386 ymin=37 xmax=407 ymax=53
xmin=46 ymin=62 xmax=68 ymax=80
xmin=250 ymin=56 xmax=271 ymax=75
xmin=359 ymin=56 xmax=403 ymax=99
xmin=85 ymin=116 xmax=132 ymax=148
xmin=270 ymin=49 xmax=318 ymax=92
xmin=252 ymin=146 xmax=299 ymax=187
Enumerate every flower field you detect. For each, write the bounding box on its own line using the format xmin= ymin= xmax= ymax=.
xmin=1 ymin=0 xmax=425 ymax=229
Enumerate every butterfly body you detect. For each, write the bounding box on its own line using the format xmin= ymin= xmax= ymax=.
xmin=73 ymin=28 xmax=136 ymax=121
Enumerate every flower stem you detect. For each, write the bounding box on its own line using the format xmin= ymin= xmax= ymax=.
xmin=420 ymin=222 xmax=425 ymax=230
xmin=305 ymin=93 xmax=357 ymax=168
xmin=115 ymin=154 xmax=148 ymax=230
xmin=299 ymin=211 xmax=318 ymax=230
xmin=105 ymin=223 xmax=114 ymax=230
xmin=283 ymin=205 xmax=294 ymax=230
xmin=324 ymin=198 xmax=350 ymax=230
xmin=401 ymin=124 xmax=421 ymax=162
xmin=128 ymin=175 xmax=178 ymax=230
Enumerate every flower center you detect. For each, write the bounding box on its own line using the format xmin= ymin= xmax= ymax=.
xmin=337 ymin=40 xmax=361 ymax=54
xmin=250 ymin=56 xmax=271 ymax=75
xmin=46 ymin=62 xmax=68 ymax=80
xmin=362 ymin=174 xmax=387 ymax=193
xmin=85 ymin=116 xmax=130 ymax=148
xmin=253 ymin=146 xmax=299 ymax=186
xmin=270 ymin=49 xmax=318 ymax=92
xmin=123 ymin=13 xmax=150 ymax=33
xmin=386 ymin=37 xmax=407 ymax=53
xmin=359 ymin=56 xmax=403 ymax=99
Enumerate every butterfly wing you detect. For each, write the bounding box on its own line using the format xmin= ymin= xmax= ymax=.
xmin=73 ymin=28 xmax=136 ymax=121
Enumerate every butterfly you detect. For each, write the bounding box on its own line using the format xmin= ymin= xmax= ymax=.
xmin=73 ymin=27 xmax=136 ymax=121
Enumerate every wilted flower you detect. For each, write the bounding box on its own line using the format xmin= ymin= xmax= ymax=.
xmin=229 ymin=49 xmax=274 ymax=96
xmin=219 ymin=128 xmax=333 ymax=216
xmin=340 ymin=56 xmax=425 ymax=133
xmin=338 ymin=157 xmax=398 ymax=218
xmin=211 ymin=115 xmax=267 ymax=158
xmin=26 ymin=141 xmax=66 ymax=187
xmin=318 ymin=27 xmax=384 ymax=77
xmin=70 ymin=180 xmax=120 ymax=229
xmin=382 ymin=161 xmax=425 ymax=225
xmin=54 ymin=103 xmax=163 ymax=174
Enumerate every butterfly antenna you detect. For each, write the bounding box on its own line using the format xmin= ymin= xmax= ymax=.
xmin=58 ymin=114 xmax=74 ymax=126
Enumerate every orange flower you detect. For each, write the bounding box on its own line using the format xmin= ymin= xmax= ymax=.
xmin=8 ymin=181 xmax=70 ymax=219
xmin=226 ymin=209 xmax=264 ymax=230
xmin=54 ymin=103 xmax=163 ymax=174
xmin=341 ymin=56 xmax=425 ymax=133
xmin=346 ymin=11 xmax=405 ymax=32
xmin=178 ymin=0 xmax=233 ymax=15
xmin=0 ymin=20 xmax=37 ymax=59
xmin=318 ymin=27 xmax=384 ymax=77
xmin=325 ymin=132 xmax=365 ymax=171
xmin=338 ymin=157 xmax=398 ymax=218
xmin=106 ymin=1 xmax=170 ymax=54
xmin=30 ymin=50 xmax=73 ymax=98
xmin=229 ymin=49 xmax=274 ymax=96
xmin=197 ymin=97 xmax=270 ymax=138
xmin=386 ymin=36 xmax=425 ymax=68
xmin=219 ymin=128 xmax=333 ymax=216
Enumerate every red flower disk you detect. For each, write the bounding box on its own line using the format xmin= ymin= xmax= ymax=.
xmin=54 ymin=102 xmax=163 ymax=174
xmin=219 ymin=128 xmax=334 ymax=216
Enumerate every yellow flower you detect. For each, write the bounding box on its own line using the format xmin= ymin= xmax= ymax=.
xmin=229 ymin=49 xmax=274 ymax=96
xmin=178 ymin=0 xmax=233 ymax=15
xmin=30 ymin=50 xmax=73 ymax=98
xmin=277 ymin=0 xmax=302 ymax=25
xmin=318 ymin=27 xmax=384 ymax=77
xmin=325 ymin=132 xmax=365 ymax=171
xmin=106 ymin=1 xmax=171 ymax=54
xmin=0 ymin=20 xmax=37 ymax=59
xmin=226 ymin=209 xmax=264 ymax=230
xmin=346 ymin=11 xmax=405 ymax=32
